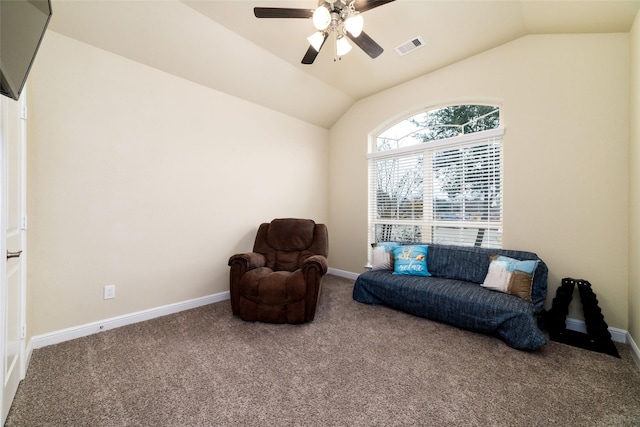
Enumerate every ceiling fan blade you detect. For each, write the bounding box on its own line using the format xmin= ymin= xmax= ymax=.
xmin=347 ymin=31 xmax=384 ymax=59
xmin=353 ymin=0 xmax=396 ymax=13
xmin=302 ymin=34 xmax=329 ymax=64
xmin=254 ymin=7 xmax=313 ymax=19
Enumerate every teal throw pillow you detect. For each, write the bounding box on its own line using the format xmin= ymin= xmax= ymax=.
xmin=392 ymin=245 xmax=431 ymax=276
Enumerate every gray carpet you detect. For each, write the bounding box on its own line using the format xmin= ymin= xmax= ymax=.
xmin=6 ymin=275 xmax=640 ymax=426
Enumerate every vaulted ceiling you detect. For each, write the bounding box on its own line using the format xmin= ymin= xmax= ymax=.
xmin=48 ymin=0 xmax=639 ymax=128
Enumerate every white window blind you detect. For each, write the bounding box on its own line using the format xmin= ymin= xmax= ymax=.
xmin=368 ymin=128 xmax=504 ymax=249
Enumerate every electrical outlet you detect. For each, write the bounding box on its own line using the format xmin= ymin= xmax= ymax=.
xmin=104 ymin=284 xmax=116 ymax=300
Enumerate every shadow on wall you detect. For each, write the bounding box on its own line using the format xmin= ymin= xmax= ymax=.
xmin=229 ymin=226 xmax=260 ymax=256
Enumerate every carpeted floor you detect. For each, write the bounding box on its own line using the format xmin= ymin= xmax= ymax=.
xmin=6 ymin=275 xmax=640 ymax=426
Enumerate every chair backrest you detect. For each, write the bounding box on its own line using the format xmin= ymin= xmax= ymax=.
xmin=252 ymin=218 xmax=328 ymax=272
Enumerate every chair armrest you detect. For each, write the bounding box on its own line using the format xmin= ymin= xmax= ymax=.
xmin=300 ymin=255 xmax=328 ymax=322
xmin=228 ymin=252 xmax=266 ymax=271
xmin=302 ymin=255 xmax=328 ymax=276
xmin=228 ymin=252 xmax=266 ymax=316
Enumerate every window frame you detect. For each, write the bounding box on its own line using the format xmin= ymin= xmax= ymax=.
xmin=368 ymin=111 xmax=504 ymax=256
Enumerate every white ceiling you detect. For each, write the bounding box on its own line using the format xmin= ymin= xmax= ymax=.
xmin=48 ymin=0 xmax=639 ymax=128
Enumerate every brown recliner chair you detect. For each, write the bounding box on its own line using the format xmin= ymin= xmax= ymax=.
xmin=228 ymin=218 xmax=329 ymax=324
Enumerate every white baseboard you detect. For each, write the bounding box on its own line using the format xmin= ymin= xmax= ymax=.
xmin=28 ymin=269 xmax=361 ymax=354
xmin=628 ymin=333 xmax=640 ymax=370
xmin=565 ymin=321 xmax=640 ymax=369
xmin=28 ymin=291 xmax=230 ymax=353
xmin=327 ymin=267 xmax=360 ymax=281
xmin=564 ymin=318 xmax=628 ymax=344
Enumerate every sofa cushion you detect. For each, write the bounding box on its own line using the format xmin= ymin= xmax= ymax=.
xmin=425 ymin=244 xmax=548 ymax=313
xmin=427 ymin=245 xmax=491 ymax=284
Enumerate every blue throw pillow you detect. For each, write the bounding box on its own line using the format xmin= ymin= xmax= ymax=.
xmin=392 ymin=245 xmax=431 ymax=276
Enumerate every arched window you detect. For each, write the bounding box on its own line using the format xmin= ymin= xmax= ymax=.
xmin=368 ymin=104 xmax=503 ymax=251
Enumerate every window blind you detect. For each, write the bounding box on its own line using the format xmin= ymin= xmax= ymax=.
xmin=368 ymin=128 xmax=504 ymax=250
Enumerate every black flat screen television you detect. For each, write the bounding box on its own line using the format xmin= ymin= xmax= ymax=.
xmin=1 ymin=0 xmax=52 ymax=101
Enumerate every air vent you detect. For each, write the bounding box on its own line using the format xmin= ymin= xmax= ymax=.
xmin=394 ymin=36 xmax=425 ymax=56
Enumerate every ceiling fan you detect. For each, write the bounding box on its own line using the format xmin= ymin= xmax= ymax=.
xmin=254 ymin=0 xmax=396 ymax=64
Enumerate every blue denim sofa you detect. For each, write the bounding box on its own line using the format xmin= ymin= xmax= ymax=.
xmin=352 ymin=244 xmax=548 ymax=350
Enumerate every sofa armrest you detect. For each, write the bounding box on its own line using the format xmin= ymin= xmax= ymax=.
xmin=302 ymin=255 xmax=328 ymax=276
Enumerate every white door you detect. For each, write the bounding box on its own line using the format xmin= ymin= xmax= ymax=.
xmin=0 ymin=92 xmax=27 ymax=425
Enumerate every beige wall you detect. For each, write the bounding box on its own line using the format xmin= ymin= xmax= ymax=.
xmin=329 ymin=34 xmax=630 ymax=329
xmin=24 ymin=29 xmax=636 ymax=341
xmin=630 ymin=10 xmax=640 ymax=347
xmin=26 ymin=32 xmax=329 ymax=337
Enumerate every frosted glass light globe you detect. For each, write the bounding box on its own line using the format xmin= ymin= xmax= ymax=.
xmin=307 ymin=32 xmax=325 ymax=51
xmin=336 ymin=36 xmax=352 ymax=56
xmin=312 ymin=6 xmax=331 ymax=31
xmin=345 ymin=14 xmax=363 ymax=37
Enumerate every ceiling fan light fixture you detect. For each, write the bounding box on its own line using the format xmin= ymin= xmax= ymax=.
xmin=312 ymin=5 xmax=331 ymax=30
xmin=336 ymin=35 xmax=352 ymax=56
xmin=307 ymin=32 xmax=325 ymax=52
xmin=344 ymin=13 xmax=363 ymax=37
xmin=254 ymin=0 xmax=395 ymax=64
